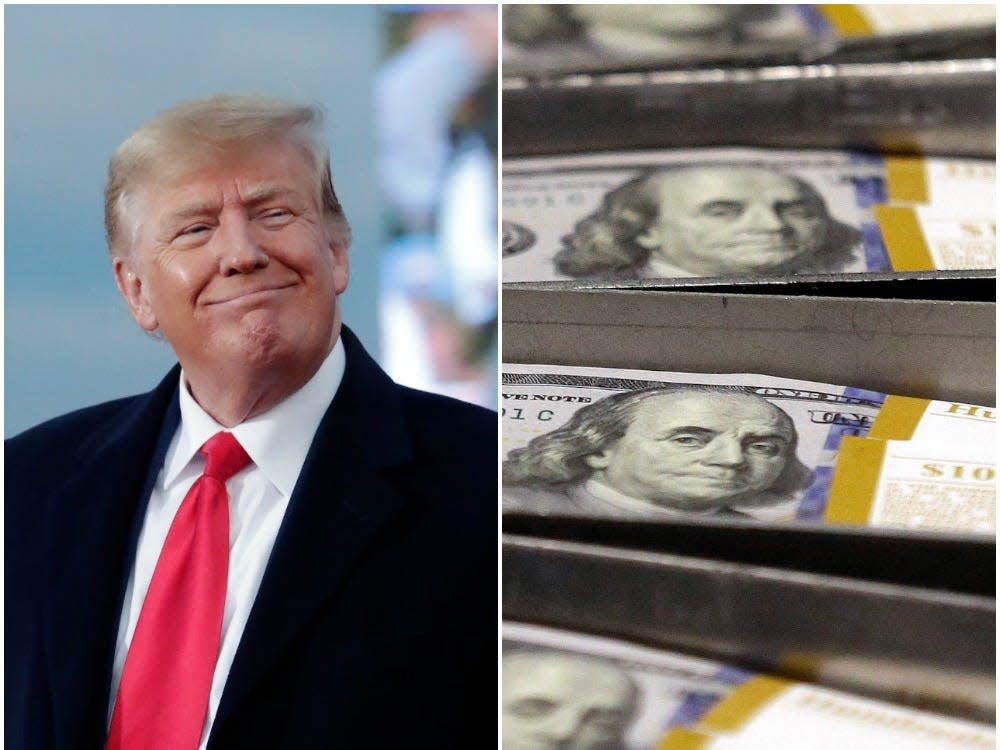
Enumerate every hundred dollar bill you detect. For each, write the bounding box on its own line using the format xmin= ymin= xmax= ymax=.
xmin=875 ymin=204 xmax=995 ymax=271
xmin=503 ymin=622 xmax=995 ymax=750
xmin=502 ymin=148 xmax=996 ymax=282
xmin=825 ymin=437 xmax=995 ymax=534
xmin=502 ymin=4 xmax=995 ymax=76
xmin=654 ymin=682 xmax=995 ymax=750
xmin=836 ymin=4 xmax=997 ymax=36
xmin=867 ymin=396 xmax=995 ymax=443
xmin=501 ymin=363 xmax=994 ymax=524
xmin=503 ymin=621 xmax=752 ymax=750
xmin=503 ymin=5 xmax=814 ymax=76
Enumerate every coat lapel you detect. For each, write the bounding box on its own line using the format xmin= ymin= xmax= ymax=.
xmin=43 ymin=371 xmax=180 ymax=750
xmin=213 ymin=329 xmax=416 ymax=733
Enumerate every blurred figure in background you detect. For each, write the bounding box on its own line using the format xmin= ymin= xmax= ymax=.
xmin=375 ymin=5 xmax=498 ymax=408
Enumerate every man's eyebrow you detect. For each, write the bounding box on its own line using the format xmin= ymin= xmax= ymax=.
xmin=161 ymin=186 xmax=300 ymax=225
xmin=697 ymin=200 xmax=746 ymax=212
xmin=240 ymin=184 xmax=299 ymax=206
xmin=660 ymin=426 xmax=716 ymax=435
xmin=163 ymin=200 xmax=221 ymax=223
xmin=739 ymin=425 xmax=792 ymax=439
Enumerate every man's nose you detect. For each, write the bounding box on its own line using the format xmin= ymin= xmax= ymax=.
xmin=216 ymin=215 xmax=269 ymax=275
xmin=703 ymin=438 xmax=746 ymax=467
xmin=741 ymin=202 xmax=785 ymax=232
xmin=539 ymin=709 xmax=583 ymax=743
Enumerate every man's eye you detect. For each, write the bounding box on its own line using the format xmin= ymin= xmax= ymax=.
xmin=668 ymin=434 xmax=707 ymax=447
xmin=700 ymin=202 xmax=744 ymax=219
xmin=508 ymin=698 xmax=556 ymax=718
xmin=260 ymin=209 xmax=292 ymax=222
xmin=179 ymin=225 xmax=210 ymax=237
xmin=746 ymin=440 xmax=783 ymax=456
xmin=778 ymin=203 xmax=819 ymax=220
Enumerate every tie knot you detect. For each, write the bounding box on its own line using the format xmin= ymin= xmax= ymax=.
xmin=199 ymin=432 xmax=251 ymax=482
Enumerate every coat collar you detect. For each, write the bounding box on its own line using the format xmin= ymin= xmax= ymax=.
xmin=211 ymin=326 xmax=416 ymax=734
xmin=43 ymin=369 xmax=180 ymax=749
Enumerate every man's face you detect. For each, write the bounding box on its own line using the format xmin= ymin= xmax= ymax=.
xmin=637 ymin=167 xmax=830 ymax=276
xmin=114 ymin=139 xmax=348 ymax=385
xmin=586 ymin=392 xmax=795 ymax=512
xmin=503 ymin=655 xmax=635 ymax=750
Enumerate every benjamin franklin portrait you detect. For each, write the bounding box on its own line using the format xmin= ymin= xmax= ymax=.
xmin=503 ymin=650 xmax=640 ymax=750
xmin=554 ymin=166 xmax=862 ymax=280
xmin=505 ymin=5 xmax=787 ymax=58
xmin=503 ymin=386 xmax=814 ymax=518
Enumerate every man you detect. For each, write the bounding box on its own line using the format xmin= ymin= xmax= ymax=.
xmin=6 ymin=95 xmax=495 ymax=748
xmin=503 ymin=387 xmax=814 ymax=518
xmin=555 ymin=166 xmax=862 ymax=279
xmin=503 ymin=650 xmax=639 ymax=750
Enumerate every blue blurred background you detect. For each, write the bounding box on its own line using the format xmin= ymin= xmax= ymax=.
xmin=5 ymin=5 xmax=497 ymax=437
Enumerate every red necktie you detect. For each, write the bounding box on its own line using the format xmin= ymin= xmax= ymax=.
xmin=107 ymin=432 xmax=251 ymax=750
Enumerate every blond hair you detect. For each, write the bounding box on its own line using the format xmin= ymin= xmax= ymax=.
xmin=104 ymin=93 xmax=350 ymax=256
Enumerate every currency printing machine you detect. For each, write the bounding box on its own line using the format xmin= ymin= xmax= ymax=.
xmin=500 ymin=6 xmax=996 ymax=725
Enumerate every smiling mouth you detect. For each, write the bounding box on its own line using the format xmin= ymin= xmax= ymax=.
xmin=206 ymin=283 xmax=295 ymax=305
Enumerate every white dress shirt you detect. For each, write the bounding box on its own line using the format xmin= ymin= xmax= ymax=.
xmin=108 ymin=338 xmax=346 ymax=749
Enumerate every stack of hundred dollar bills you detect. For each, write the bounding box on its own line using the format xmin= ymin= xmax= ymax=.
xmin=503 ymin=4 xmax=996 ymax=76
xmin=502 ymin=364 xmax=995 ymax=534
xmin=502 ymin=149 xmax=996 ymax=284
xmin=502 ymin=621 xmax=995 ymax=750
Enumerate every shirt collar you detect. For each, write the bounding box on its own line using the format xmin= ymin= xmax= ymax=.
xmin=162 ymin=337 xmax=346 ymax=496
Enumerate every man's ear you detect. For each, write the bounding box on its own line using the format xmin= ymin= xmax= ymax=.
xmin=113 ymin=256 xmax=159 ymax=332
xmin=330 ymin=237 xmax=350 ymax=295
xmin=634 ymin=227 xmax=663 ymax=250
xmin=584 ymin=450 xmax=612 ymax=470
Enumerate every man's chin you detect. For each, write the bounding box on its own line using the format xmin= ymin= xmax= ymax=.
xmin=645 ymin=486 xmax=763 ymax=513
xmin=645 ymin=495 xmax=733 ymax=514
xmin=193 ymin=321 xmax=299 ymax=377
xmin=670 ymin=250 xmax=810 ymax=277
xmin=745 ymin=248 xmax=822 ymax=274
